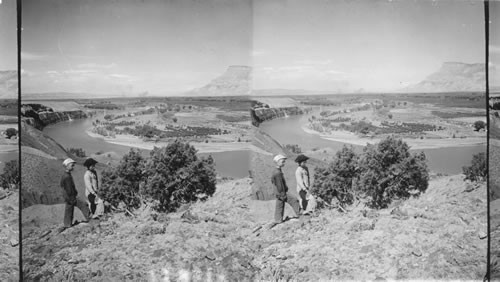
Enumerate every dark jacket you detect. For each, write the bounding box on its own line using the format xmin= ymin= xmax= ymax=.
xmin=271 ymin=167 xmax=288 ymax=199
xmin=60 ymin=171 xmax=78 ymax=204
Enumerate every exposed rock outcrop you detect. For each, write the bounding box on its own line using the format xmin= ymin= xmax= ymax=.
xmin=22 ymin=110 xmax=87 ymax=130
xmin=38 ymin=110 xmax=87 ymax=126
xmin=251 ymin=107 xmax=304 ymax=126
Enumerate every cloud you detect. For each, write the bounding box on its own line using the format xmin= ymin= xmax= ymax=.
xmin=491 ymin=45 xmax=500 ymax=54
xmin=77 ymin=63 xmax=117 ymax=69
xmin=256 ymin=65 xmax=350 ymax=80
xmin=63 ymin=70 xmax=97 ymax=75
xmin=294 ymin=59 xmax=335 ymax=66
xmin=21 ymin=52 xmax=49 ymax=61
xmin=252 ymin=49 xmax=269 ymax=57
xmin=109 ymin=73 xmax=133 ymax=79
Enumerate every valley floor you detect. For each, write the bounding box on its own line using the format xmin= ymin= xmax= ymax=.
xmin=22 ymin=175 xmax=487 ymax=281
xmin=303 ymin=126 xmax=486 ymax=150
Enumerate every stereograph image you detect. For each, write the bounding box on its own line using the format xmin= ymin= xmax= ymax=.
xmin=0 ymin=0 xmax=20 ymax=280
xmin=0 ymin=0 xmax=494 ymax=280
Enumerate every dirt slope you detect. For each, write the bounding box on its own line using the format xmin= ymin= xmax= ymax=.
xmin=22 ymin=175 xmax=487 ymax=281
xmin=250 ymin=128 xmax=325 ymax=200
xmin=0 ymin=190 xmax=19 ymax=281
xmin=20 ymin=123 xmax=68 ymax=159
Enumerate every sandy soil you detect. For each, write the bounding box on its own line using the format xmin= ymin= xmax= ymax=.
xmin=0 ymin=144 xmax=18 ymax=153
xmin=22 ymin=175 xmax=487 ymax=281
xmin=302 ymin=125 xmax=486 ymax=150
xmin=86 ymin=129 xmax=267 ymax=154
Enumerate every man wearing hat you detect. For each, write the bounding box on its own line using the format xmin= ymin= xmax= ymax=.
xmin=60 ymin=158 xmax=91 ymax=229
xmin=83 ymin=158 xmax=103 ymax=219
xmin=271 ymin=154 xmax=301 ymax=224
xmin=295 ymin=154 xmax=316 ymax=215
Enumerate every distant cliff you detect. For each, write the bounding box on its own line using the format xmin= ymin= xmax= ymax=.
xmin=22 ymin=110 xmax=87 ymax=130
xmin=251 ymin=106 xmax=304 ymax=126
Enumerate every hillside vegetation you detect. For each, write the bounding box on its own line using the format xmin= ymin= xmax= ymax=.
xmin=22 ymin=174 xmax=487 ymax=280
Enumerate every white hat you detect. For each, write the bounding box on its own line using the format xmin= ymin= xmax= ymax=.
xmin=62 ymin=158 xmax=76 ymax=166
xmin=273 ymin=154 xmax=287 ymax=163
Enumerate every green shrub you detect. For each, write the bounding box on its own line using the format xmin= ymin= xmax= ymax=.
xmin=284 ymin=144 xmax=302 ymax=154
xmin=463 ymin=152 xmax=486 ymax=182
xmin=356 ymin=136 xmax=429 ymax=208
xmin=100 ymin=149 xmax=146 ymax=210
xmin=311 ymin=146 xmax=359 ymax=206
xmin=68 ymin=147 xmax=86 ymax=158
xmin=100 ymin=141 xmax=217 ymax=213
xmin=141 ymin=141 xmax=217 ymax=212
xmin=0 ymin=160 xmax=19 ymax=188
xmin=473 ymin=120 xmax=486 ymax=131
xmin=5 ymin=128 xmax=17 ymax=139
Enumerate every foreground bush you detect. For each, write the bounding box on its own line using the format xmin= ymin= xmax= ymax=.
xmin=357 ymin=136 xmax=429 ymax=208
xmin=100 ymin=141 xmax=216 ymax=212
xmin=0 ymin=160 xmax=19 ymax=189
xmin=463 ymin=152 xmax=487 ymax=182
xmin=141 ymin=141 xmax=217 ymax=212
xmin=312 ymin=136 xmax=429 ymax=209
xmin=100 ymin=149 xmax=146 ymax=210
xmin=311 ymin=146 xmax=359 ymax=206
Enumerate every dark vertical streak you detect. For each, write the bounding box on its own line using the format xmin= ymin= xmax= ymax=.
xmin=485 ymin=0 xmax=490 ymax=281
xmin=17 ymin=0 xmax=22 ymax=280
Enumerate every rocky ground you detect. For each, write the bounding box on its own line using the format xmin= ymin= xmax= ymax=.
xmin=491 ymin=198 xmax=500 ymax=280
xmin=0 ymin=189 xmax=19 ymax=282
xmin=22 ymin=174 xmax=487 ymax=281
xmin=490 ymin=113 xmax=500 ymax=279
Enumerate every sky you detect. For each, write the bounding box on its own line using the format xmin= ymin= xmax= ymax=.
xmin=252 ymin=0 xmax=486 ymax=92
xmin=490 ymin=0 xmax=500 ymax=87
xmin=21 ymin=0 xmax=487 ymax=96
xmin=21 ymin=0 xmax=252 ymax=95
xmin=0 ymin=0 xmax=17 ymax=71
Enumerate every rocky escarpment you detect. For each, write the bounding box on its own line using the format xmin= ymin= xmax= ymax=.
xmin=22 ymin=110 xmax=87 ymax=130
xmin=251 ymin=107 xmax=304 ymax=127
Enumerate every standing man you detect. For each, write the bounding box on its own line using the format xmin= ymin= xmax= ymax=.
xmin=60 ymin=158 xmax=91 ymax=229
xmin=83 ymin=158 xmax=103 ymax=219
xmin=271 ymin=154 xmax=301 ymax=224
xmin=295 ymin=154 xmax=316 ymax=215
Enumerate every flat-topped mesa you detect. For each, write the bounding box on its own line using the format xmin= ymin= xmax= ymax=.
xmin=0 ymin=70 xmax=17 ymax=99
xmin=405 ymin=61 xmax=485 ymax=92
xmin=439 ymin=62 xmax=484 ymax=74
xmin=186 ymin=65 xmax=251 ymax=96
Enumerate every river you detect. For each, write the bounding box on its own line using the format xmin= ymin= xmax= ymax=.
xmin=259 ymin=114 xmax=486 ymax=175
xmin=43 ymin=119 xmax=250 ymax=178
xmin=44 ymin=114 xmax=485 ymax=178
